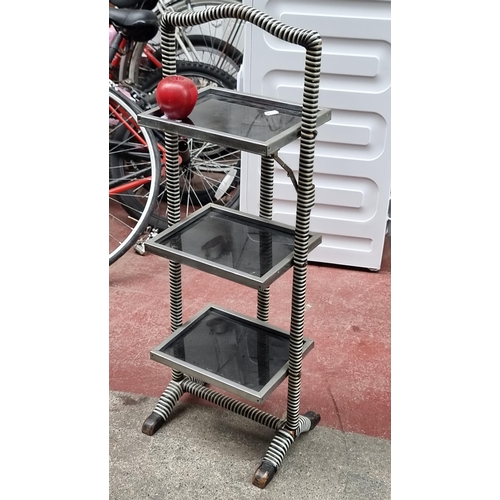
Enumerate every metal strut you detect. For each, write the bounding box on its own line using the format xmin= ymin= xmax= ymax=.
xmin=272 ymin=153 xmax=300 ymax=193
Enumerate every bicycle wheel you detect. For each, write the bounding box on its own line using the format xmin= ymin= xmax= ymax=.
xmin=127 ymin=32 xmax=242 ymax=89
xmin=109 ymin=85 xmax=161 ymax=265
xmin=163 ymin=0 xmax=245 ymax=56
xmin=113 ymin=62 xmax=241 ymax=231
xmin=156 ymin=60 xmax=240 ymax=227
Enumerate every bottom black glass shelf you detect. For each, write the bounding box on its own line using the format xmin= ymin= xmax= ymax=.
xmin=150 ymin=305 xmax=314 ymax=404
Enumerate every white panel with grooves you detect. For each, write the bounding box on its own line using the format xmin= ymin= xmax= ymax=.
xmin=240 ymin=0 xmax=391 ymax=270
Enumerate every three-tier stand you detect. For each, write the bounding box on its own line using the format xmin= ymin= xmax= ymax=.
xmin=137 ymin=4 xmax=331 ymax=489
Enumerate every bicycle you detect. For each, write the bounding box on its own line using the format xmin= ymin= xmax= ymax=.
xmin=109 ymin=0 xmax=244 ymax=87
xmin=109 ymin=4 xmax=241 ymax=264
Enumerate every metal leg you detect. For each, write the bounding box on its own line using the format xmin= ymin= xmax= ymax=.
xmin=256 ymin=155 xmax=274 ymax=382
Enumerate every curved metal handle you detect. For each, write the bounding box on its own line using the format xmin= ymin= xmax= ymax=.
xmin=158 ymin=4 xmax=323 ymax=161
xmin=161 ymin=3 xmax=320 ymax=49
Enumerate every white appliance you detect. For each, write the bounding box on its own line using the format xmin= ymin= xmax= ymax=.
xmin=239 ymin=0 xmax=391 ymax=270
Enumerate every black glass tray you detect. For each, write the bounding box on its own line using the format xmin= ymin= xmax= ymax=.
xmin=144 ymin=204 xmax=322 ymax=290
xmin=150 ymin=305 xmax=314 ymax=404
xmin=137 ymin=87 xmax=332 ymax=156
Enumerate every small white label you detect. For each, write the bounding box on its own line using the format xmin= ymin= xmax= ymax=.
xmin=264 ymin=110 xmax=279 ymax=116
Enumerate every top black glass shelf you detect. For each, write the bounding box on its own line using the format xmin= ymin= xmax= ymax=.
xmin=137 ymin=87 xmax=332 ymax=156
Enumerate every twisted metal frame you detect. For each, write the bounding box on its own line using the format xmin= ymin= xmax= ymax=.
xmin=142 ymin=3 xmax=323 ymax=488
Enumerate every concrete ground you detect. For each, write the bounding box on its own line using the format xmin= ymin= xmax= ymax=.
xmin=110 ymin=391 xmax=390 ymax=499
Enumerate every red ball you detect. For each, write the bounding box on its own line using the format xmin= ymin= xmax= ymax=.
xmin=156 ymin=75 xmax=198 ymax=120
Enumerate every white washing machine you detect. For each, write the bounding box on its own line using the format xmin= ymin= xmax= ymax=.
xmin=238 ymin=0 xmax=391 ymax=270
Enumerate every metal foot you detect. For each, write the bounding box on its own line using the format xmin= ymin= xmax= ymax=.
xmin=252 ymin=411 xmax=321 ymax=488
xmin=142 ymin=412 xmax=166 ymax=436
xmin=134 ymin=227 xmax=158 ymax=255
xmin=142 ymin=380 xmax=184 ymax=436
xmin=252 ymin=460 xmax=276 ymax=489
xmin=304 ymin=410 xmax=321 ymax=430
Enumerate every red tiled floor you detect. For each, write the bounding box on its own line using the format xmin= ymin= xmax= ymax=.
xmin=109 ymin=235 xmax=391 ymax=439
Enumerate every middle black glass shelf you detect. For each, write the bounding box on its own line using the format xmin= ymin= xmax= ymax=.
xmin=144 ymin=204 xmax=322 ymax=290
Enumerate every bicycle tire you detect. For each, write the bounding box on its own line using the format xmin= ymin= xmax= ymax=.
xmin=140 ymin=58 xmax=236 ymax=93
xmin=163 ymin=0 xmax=245 ymax=52
xmin=109 ymin=86 xmax=161 ymax=265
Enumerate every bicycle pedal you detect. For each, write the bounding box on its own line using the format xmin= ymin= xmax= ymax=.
xmin=134 ymin=243 xmax=146 ymax=256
